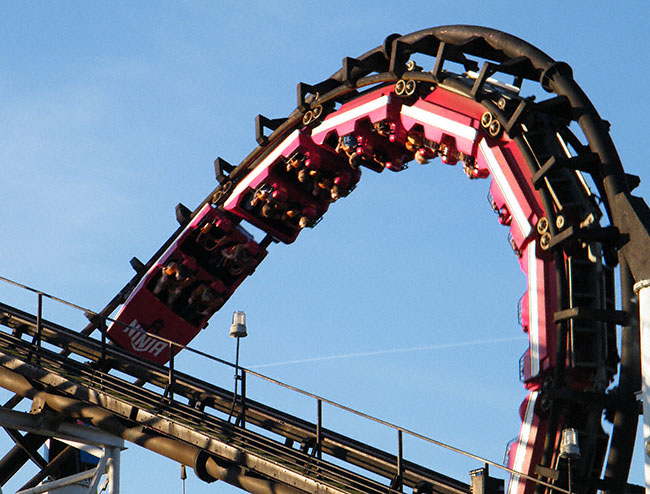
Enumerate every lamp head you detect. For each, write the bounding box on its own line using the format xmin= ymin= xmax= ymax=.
xmin=229 ymin=311 xmax=247 ymax=338
xmin=559 ymin=428 xmax=580 ymax=460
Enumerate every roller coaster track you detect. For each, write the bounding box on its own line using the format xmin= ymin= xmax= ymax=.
xmin=1 ymin=25 xmax=650 ymax=494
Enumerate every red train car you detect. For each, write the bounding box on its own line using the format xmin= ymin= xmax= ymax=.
xmin=223 ymin=130 xmax=359 ymax=243
xmin=107 ymin=204 xmax=266 ymax=364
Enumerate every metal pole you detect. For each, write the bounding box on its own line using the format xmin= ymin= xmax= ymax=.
xmin=396 ymin=429 xmax=403 ymax=491
xmin=16 ymin=468 xmax=97 ymax=494
xmin=633 ymin=278 xmax=650 ymax=493
xmin=110 ymin=446 xmax=120 ymax=494
xmin=229 ymin=337 xmax=242 ymax=423
xmin=168 ymin=342 xmax=175 ymax=401
xmin=240 ymin=369 xmax=247 ymax=428
xmin=235 ymin=336 xmax=241 ymax=397
xmin=316 ymin=399 xmax=322 ymax=459
xmin=35 ymin=293 xmax=43 ymax=350
xmin=87 ymin=451 xmax=108 ymax=493
xmin=100 ymin=317 xmax=107 ymax=369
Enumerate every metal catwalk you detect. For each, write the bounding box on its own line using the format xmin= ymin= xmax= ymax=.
xmin=0 ymin=301 xmax=477 ymax=494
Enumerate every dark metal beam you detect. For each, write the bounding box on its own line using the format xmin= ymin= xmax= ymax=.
xmin=0 ymin=431 xmax=47 ymax=486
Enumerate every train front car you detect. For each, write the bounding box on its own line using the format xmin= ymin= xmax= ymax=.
xmin=106 ymin=204 xmax=267 ymax=364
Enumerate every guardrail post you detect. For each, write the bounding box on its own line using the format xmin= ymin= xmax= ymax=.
xmin=35 ymin=292 xmax=43 ymax=350
xmin=395 ymin=429 xmax=403 ymax=491
xmin=167 ymin=342 xmax=175 ymax=401
xmin=316 ymin=399 xmax=322 ymax=460
xmin=100 ymin=317 xmax=107 ymax=369
xmin=238 ymin=369 xmax=247 ymax=429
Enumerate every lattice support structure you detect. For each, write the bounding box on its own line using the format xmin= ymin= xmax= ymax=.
xmin=0 ymin=408 xmax=124 ymax=494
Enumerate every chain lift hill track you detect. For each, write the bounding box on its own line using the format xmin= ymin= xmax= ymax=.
xmin=1 ymin=25 xmax=650 ymax=494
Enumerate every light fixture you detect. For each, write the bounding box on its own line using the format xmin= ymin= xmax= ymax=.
xmin=560 ymin=428 xmax=580 ymax=459
xmin=228 ymin=311 xmax=247 ymax=424
xmin=229 ymin=310 xmax=247 ymax=338
xmin=560 ymin=428 xmax=580 ymax=494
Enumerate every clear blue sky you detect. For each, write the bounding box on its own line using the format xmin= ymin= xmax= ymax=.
xmin=1 ymin=2 xmax=648 ymax=492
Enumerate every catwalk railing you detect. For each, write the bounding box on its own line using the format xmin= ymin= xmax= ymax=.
xmin=0 ymin=277 xmax=572 ymax=494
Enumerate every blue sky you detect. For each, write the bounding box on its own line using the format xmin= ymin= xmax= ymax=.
xmin=1 ymin=2 xmax=648 ymax=492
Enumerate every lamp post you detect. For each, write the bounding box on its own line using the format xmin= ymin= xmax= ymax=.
xmin=229 ymin=311 xmax=247 ymax=417
xmin=559 ymin=428 xmax=580 ymax=493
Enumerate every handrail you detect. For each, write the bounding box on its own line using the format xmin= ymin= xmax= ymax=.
xmin=0 ymin=274 xmax=570 ymax=493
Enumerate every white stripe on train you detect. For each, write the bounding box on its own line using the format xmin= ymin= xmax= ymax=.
xmin=479 ymin=139 xmax=533 ymax=240
xmin=400 ymin=103 xmax=478 ymax=142
xmin=311 ymin=95 xmax=390 ymax=138
xmin=527 ymin=242 xmax=541 ymax=377
xmin=508 ymin=391 xmax=539 ymax=494
xmin=224 ymin=129 xmax=301 ymax=209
